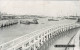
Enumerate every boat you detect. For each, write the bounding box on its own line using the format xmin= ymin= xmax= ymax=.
xmin=20 ymin=20 xmax=30 ymax=25
xmin=20 ymin=18 xmax=38 ymax=25
xmin=48 ymin=19 xmax=59 ymax=21
xmin=77 ymin=18 xmax=80 ymax=22
xmin=31 ymin=19 xmax=38 ymax=24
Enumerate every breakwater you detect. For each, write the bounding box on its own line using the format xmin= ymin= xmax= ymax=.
xmin=0 ymin=20 xmax=18 ymax=28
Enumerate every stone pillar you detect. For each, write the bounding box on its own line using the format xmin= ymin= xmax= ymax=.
xmin=34 ymin=44 xmax=37 ymax=50
xmin=41 ymin=37 xmax=43 ymax=45
xmin=37 ymin=41 xmax=40 ymax=48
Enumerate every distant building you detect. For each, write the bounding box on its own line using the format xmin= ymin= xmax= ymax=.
xmin=1 ymin=14 xmax=16 ymax=20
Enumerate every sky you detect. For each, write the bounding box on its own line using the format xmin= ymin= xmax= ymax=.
xmin=0 ymin=0 xmax=80 ymax=17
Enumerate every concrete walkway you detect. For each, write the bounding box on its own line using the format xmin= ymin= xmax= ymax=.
xmin=39 ymin=28 xmax=79 ymax=50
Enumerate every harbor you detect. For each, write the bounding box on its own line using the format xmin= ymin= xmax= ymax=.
xmin=0 ymin=1 xmax=80 ymax=50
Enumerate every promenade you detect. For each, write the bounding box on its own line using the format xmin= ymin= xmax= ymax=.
xmin=39 ymin=28 xmax=79 ymax=50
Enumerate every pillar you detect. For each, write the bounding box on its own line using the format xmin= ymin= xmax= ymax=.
xmin=40 ymin=37 xmax=43 ymax=45
xmin=34 ymin=44 xmax=37 ymax=50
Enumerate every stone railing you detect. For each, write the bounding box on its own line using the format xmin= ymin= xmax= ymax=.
xmin=0 ymin=22 xmax=80 ymax=50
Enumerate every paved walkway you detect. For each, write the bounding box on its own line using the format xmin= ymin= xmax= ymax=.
xmin=39 ymin=28 xmax=79 ymax=50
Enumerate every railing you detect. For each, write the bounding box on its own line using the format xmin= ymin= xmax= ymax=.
xmin=0 ymin=22 xmax=80 ymax=50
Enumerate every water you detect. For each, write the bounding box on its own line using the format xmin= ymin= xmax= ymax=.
xmin=0 ymin=18 xmax=77 ymax=45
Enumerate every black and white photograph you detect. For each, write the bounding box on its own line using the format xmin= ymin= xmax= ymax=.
xmin=0 ymin=0 xmax=80 ymax=50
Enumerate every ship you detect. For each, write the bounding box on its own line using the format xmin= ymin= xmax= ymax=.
xmin=20 ymin=20 xmax=30 ymax=25
xmin=20 ymin=18 xmax=38 ymax=25
xmin=48 ymin=18 xmax=59 ymax=21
